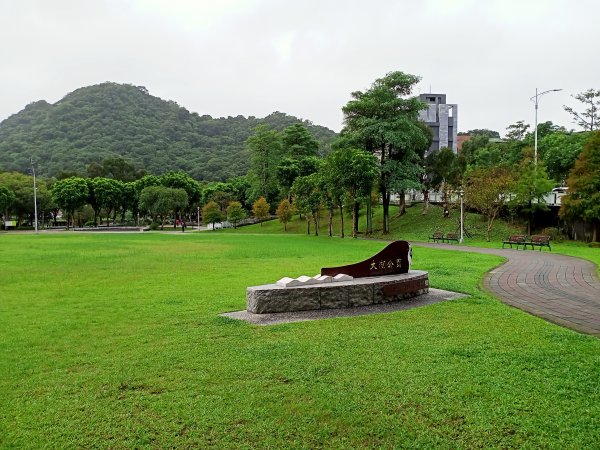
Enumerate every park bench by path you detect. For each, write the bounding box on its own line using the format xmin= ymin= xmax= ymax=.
xmin=429 ymin=231 xmax=445 ymax=243
xmin=445 ymin=232 xmax=459 ymax=244
xmin=429 ymin=232 xmax=459 ymax=244
xmin=502 ymin=234 xmax=528 ymax=250
xmin=524 ymin=235 xmax=551 ymax=251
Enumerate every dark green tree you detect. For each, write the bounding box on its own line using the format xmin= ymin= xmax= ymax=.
xmin=0 ymin=186 xmax=15 ymax=228
xmin=510 ymin=150 xmax=554 ymax=235
xmin=246 ymin=124 xmax=283 ymax=204
xmin=282 ymin=123 xmax=319 ymax=158
xmin=341 ymin=71 xmax=430 ymax=233
xmin=203 ymin=201 xmax=224 ymax=230
xmin=226 ymin=201 xmax=246 ymax=229
xmin=560 ymin=132 xmax=600 ymax=241
xmin=52 ymin=177 xmax=89 ymax=229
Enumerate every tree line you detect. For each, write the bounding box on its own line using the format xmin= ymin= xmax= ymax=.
xmin=1 ymin=74 xmax=599 ymax=240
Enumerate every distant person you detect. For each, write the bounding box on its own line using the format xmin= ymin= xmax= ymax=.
xmin=181 ymin=220 xmax=185 ymax=232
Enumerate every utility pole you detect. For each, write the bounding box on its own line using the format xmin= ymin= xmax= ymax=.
xmin=31 ymin=158 xmax=38 ymax=233
xmin=530 ymin=88 xmax=562 ymax=166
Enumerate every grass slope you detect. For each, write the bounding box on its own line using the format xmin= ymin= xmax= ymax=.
xmin=1 ymin=232 xmax=599 ymax=448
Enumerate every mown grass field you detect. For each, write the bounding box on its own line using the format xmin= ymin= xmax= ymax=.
xmin=1 ymin=232 xmax=599 ymax=448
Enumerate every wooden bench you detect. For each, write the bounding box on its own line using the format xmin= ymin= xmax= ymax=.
xmin=502 ymin=234 xmax=527 ymax=250
xmin=445 ymin=232 xmax=459 ymax=243
xmin=429 ymin=231 xmax=445 ymax=243
xmin=524 ymin=235 xmax=551 ymax=251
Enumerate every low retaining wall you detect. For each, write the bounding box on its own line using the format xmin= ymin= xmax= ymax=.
xmin=247 ymin=270 xmax=429 ymax=314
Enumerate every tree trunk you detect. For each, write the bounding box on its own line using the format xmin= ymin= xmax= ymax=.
xmin=422 ymin=189 xmax=430 ymax=215
xmin=381 ymin=190 xmax=390 ymax=234
xmin=352 ymin=202 xmax=359 ymax=238
xmin=339 ymin=205 xmax=344 ymax=238
xmin=306 ymin=216 xmax=310 ymax=235
xmin=328 ymin=207 xmax=333 ymax=237
xmin=366 ymin=200 xmax=371 ymax=235
xmin=398 ymin=191 xmax=406 ymax=216
xmin=313 ymin=212 xmax=319 ymax=236
xmin=593 ymin=221 xmax=598 ymax=242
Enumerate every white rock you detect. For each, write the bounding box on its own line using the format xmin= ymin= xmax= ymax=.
xmin=276 ymin=277 xmax=301 ymax=287
xmin=296 ymin=275 xmax=319 ymax=285
xmin=313 ymin=275 xmax=333 ymax=283
xmin=333 ymin=273 xmax=354 ymax=282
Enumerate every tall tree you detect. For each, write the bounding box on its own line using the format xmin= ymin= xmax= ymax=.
xmin=465 ymin=167 xmax=514 ymax=241
xmin=560 ymin=132 xmax=600 ymax=241
xmin=541 ymin=131 xmax=592 ymax=184
xmin=510 ymin=150 xmax=554 ymax=234
xmin=246 ymin=124 xmax=283 ymax=204
xmin=203 ymin=201 xmax=224 ymax=230
xmin=0 ymin=186 xmax=15 ymax=228
xmin=563 ymin=89 xmax=600 ymax=131
xmin=291 ymin=174 xmax=322 ymax=236
xmin=93 ymin=178 xmax=124 ymax=225
xmin=226 ymin=201 xmax=246 ymax=229
xmin=276 ymin=199 xmax=295 ymax=232
xmin=424 ymin=147 xmax=465 ymax=216
xmin=252 ymin=197 xmax=270 ymax=226
xmin=52 ymin=177 xmax=89 ymax=229
xmin=282 ymin=123 xmax=319 ymax=158
xmin=341 ymin=71 xmax=430 ymax=233
xmin=322 ymin=148 xmax=378 ymax=238
xmin=138 ymin=185 xmax=188 ymax=229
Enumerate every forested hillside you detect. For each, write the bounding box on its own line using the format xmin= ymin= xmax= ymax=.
xmin=0 ymin=83 xmax=337 ymax=180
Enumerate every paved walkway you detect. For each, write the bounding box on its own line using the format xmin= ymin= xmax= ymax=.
xmin=417 ymin=243 xmax=600 ymax=337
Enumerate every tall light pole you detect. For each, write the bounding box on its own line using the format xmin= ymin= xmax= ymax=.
xmin=197 ymin=206 xmax=200 ymax=231
xmin=459 ymin=188 xmax=464 ymax=244
xmin=530 ymin=88 xmax=562 ymax=166
xmin=31 ymin=158 xmax=38 ymax=233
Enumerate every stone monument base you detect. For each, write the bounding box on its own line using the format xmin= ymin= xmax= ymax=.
xmin=246 ymin=270 xmax=429 ymax=314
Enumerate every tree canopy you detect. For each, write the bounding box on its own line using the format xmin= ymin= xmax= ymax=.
xmin=0 ymin=83 xmax=336 ymax=181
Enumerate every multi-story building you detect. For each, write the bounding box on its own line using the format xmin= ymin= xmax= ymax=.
xmin=418 ymin=93 xmax=458 ymax=156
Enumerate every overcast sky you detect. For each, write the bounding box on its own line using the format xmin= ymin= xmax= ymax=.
xmin=2 ymin=0 xmax=599 ymax=135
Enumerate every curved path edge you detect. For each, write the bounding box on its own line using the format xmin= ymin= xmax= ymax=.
xmin=415 ymin=242 xmax=600 ymax=337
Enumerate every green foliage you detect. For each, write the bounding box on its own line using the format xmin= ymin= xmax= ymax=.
xmin=0 ymin=83 xmax=336 ymax=180
xmin=0 ymin=185 xmax=16 ymax=222
xmin=246 ymin=124 xmax=284 ymax=204
xmin=225 ymin=201 xmax=246 ymax=228
xmin=560 ymin=131 xmax=600 ymax=241
xmin=281 ymin=123 xmax=320 ymax=158
xmin=139 ymin=185 xmax=188 ymax=229
xmin=541 ymin=131 xmax=592 ymax=183
xmin=51 ymin=177 xmax=89 ymax=228
xmin=0 ymin=171 xmax=52 ymax=225
xmin=202 ymin=201 xmax=224 ymax=229
xmin=465 ymin=166 xmax=515 ymax=241
xmin=341 ymin=71 xmax=430 ymax=233
xmin=93 ymin=177 xmax=124 ymax=224
xmin=509 ymin=152 xmax=554 ymax=234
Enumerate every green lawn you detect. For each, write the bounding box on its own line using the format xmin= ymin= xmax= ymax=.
xmin=1 ymin=232 xmax=599 ymax=448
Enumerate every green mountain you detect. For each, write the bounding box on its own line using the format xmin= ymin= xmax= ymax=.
xmin=0 ymin=82 xmax=337 ymax=180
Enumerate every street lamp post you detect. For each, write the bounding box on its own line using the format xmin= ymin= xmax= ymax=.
xmin=197 ymin=206 xmax=200 ymax=231
xmin=530 ymin=88 xmax=562 ymax=166
xmin=459 ymin=188 xmax=464 ymax=244
xmin=31 ymin=158 xmax=38 ymax=233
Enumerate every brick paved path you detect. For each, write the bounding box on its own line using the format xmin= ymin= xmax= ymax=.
xmin=417 ymin=243 xmax=600 ymax=337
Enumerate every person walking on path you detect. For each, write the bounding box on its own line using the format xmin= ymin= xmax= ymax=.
xmin=181 ymin=220 xmax=186 ymax=232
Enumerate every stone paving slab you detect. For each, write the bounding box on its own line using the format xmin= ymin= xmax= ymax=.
xmin=416 ymin=242 xmax=600 ymax=337
xmin=221 ymin=288 xmax=467 ymax=326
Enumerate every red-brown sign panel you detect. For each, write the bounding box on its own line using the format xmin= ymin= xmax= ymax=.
xmin=321 ymin=241 xmax=411 ymax=278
